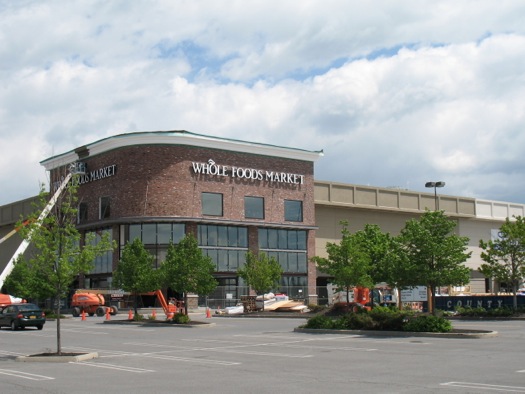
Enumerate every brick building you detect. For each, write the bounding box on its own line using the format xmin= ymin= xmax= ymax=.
xmin=40 ymin=130 xmax=323 ymax=306
xmin=2 ymin=130 xmax=524 ymax=307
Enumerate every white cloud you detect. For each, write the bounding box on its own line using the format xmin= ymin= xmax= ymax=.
xmin=1 ymin=1 xmax=525 ymax=205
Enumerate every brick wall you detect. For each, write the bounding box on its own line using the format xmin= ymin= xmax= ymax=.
xmin=51 ymin=144 xmax=315 ymax=227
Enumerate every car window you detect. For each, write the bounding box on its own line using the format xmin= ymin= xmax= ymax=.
xmin=18 ymin=304 xmax=38 ymax=311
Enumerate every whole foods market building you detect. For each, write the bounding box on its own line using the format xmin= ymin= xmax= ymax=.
xmin=40 ymin=131 xmax=323 ymax=306
xmin=3 ymin=130 xmax=523 ymax=308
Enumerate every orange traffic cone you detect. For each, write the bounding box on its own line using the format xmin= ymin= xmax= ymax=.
xmin=167 ymin=311 xmax=174 ymax=320
xmin=152 ymin=309 xmax=157 ymax=319
xmin=128 ymin=309 xmax=133 ymax=320
xmin=81 ymin=310 xmax=86 ymax=321
xmin=105 ymin=307 xmax=111 ymax=321
xmin=206 ymin=307 xmax=212 ymax=318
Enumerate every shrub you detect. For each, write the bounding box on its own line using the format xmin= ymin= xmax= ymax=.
xmin=304 ymin=314 xmax=335 ymax=329
xmin=403 ymin=315 xmax=452 ymax=333
xmin=369 ymin=306 xmax=409 ymax=331
xmin=455 ymin=306 xmax=486 ymax=317
xmin=485 ymin=307 xmax=514 ymax=317
xmin=307 ymin=304 xmax=326 ymax=313
xmin=336 ymin=312 xmax=375 ymax=330
xmin=133 ymin=313 xmax=145 ymax=321
xmin=456 ymin=306 xmax=515 ymax=317
xmin=172 ymin=313 xmax=190 ymax=324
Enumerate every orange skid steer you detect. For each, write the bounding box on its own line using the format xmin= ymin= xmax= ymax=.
xmin=71 ymin=293 xmax=118 ymax=317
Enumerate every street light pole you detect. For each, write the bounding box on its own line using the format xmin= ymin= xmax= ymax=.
xmin=424 ymin=181 xmax=446 ymax=309
xmin=425 ymin=181 xmax=445 ymax=210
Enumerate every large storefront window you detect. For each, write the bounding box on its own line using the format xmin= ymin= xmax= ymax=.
xmin=259 ymin=228 xmax=307 ymax=274
xmin=280 ymin=275 xmax=307 ymax=300
xmin=198 ymin=225 xmax=248 ymax=272
xmin=87 ymin=228 xmax=113 ymax=274
xmin=124 ymin=223 xmax=186 ymax=267
xmin=128 ymin=223 xmax=185 ymax=245
xmin=259 ymin=228 xmax=306 ymax=250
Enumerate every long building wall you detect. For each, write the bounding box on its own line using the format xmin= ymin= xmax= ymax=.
xmin=2 ymin=137 xmax=525 ymax=298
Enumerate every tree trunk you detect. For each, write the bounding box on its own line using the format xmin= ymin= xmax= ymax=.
xmin=57 ymin=298 xmax=62 ymax=355
xmin=428 ymin=286 xmax=435 ymax=315
xmin=133 ymin=293 xmax=139 ymax=317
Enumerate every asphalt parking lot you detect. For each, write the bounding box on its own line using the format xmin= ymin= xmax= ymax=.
xmin=0 ymin=313 xmax=524 ymax=394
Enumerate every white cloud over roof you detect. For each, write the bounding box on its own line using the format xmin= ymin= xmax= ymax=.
xmin=1 ymin=1 xmax=525 ymax=205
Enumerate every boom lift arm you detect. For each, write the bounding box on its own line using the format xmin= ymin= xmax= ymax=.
xmin=0 ymin=162 xmax=85 ymax=289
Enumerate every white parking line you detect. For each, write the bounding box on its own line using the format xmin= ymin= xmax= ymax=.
xmin=125 ymin=340 xmax=314 ymax=358
xmin=132 ymin=353 xmax=241 ymax=366
xmin=0 ymin=350 xmax=25 ymax=356
xmin=0 ymin=368 xmax=54 ymax=381
xmin=183 ymin=337 xmax=378 ymax=352
xmin=441 ymin=382 xmax=525 ymax=392
xmin=73 ymin=361 xmax=155 ymax=373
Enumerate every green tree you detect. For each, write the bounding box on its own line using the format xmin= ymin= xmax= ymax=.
xmin=399 ymin=210 xmax=471 ymax=314
xmin=8 ymin=180 xmax=114 ymax=355
xmin=313 ymin=222 xmax=374 ymax=304
xmin=479 ymin=216 xmax=525 ymax=309
xmin=353 ymin=224 xmax=393 ymax=284
xmin=352 ymin=224 xmax=414 ymax=309
xmin=3 ymin=255 xmax=48 ymax=301
xmin=113 ymin=238 xmax=160 ymax=317
xmin=376 ymin=236 xmax=419 ymax=309
xmin=237 ymin=251 xmax=283 ymax=311
xmin=160 ymin=234 xmax=217 ymax=315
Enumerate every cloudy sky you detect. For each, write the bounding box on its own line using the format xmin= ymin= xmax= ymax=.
xmin=1 ymin=1 xmax=525 ymax=206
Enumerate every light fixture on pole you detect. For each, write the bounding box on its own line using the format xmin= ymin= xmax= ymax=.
xmin=425 ymin=181 xmax=445 ymax=210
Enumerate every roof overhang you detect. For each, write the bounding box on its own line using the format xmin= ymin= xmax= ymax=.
xmin=40 ymin=130 xmax=324 ymax=170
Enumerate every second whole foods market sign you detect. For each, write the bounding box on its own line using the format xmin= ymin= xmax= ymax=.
xmin=191 ymin=159 xmax=305 ymax=185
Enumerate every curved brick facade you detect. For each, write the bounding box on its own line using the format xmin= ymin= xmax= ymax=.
xmin=68 ymin=144 xmax=316 ymax=226
xmin=43 ymin=131 xmax=323 ymax=307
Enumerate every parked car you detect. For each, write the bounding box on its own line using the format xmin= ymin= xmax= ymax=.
xmin=0 ymin=303 xmax=46 ymax=331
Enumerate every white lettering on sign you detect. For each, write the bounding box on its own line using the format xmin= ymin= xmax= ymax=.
xmin=53 ymin=164 xmax=117 ymax=191
xmin=191 ymin=159 xmax=305 ymax=185
xmin=77 ymin=164 xmax=117 ymax=185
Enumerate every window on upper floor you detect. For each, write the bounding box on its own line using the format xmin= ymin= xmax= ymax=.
xmin=78 ymin=202 xmax=88 ymax=224
xmin=100 ymin=197 xmax=110 ymax=219
xmin=202 ymin=192 xmax=223 ymax=216
xmin=244 ymin=196 xmax=264 ymax=219
xmin=284 ymin=199 xmax=303 ymax=222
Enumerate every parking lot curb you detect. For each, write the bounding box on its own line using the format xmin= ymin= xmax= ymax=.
xmin=16 ymin=352 xmax=99 ymax=363
xmin=294 ymin=327 xmax=498 ymax=338
xmin=102 ymin=319 xmax=215 ymax=327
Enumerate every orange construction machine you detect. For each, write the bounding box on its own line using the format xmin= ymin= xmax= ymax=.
xmin=0 ymin=294 xmax=25 ymax=307
xmin=146 ymin=290 xmax=181 ymax=317
xmin=71 ymin=292 xmax=119 ymax=317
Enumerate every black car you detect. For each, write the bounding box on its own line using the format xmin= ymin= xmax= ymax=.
xmin=0 ymin=303 xmax=46 ymax=331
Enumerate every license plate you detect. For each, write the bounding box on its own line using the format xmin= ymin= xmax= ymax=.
xmin=29 ymin=315 xmax=36 ymax=319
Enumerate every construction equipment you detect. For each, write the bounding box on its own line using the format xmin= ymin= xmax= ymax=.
xmin=151 ymin=289 xmax=179 ymax=317
xmin=0 ymin=162 xmax=86 ymax=290
xmin=0 ymin=294 xmax=25 ymax=307
xmin=71 ymin=291 xmax=119 ymax=317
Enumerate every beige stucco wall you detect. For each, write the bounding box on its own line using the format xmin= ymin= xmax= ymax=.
xmin=313 ymin=180 xmax=517 ymax=292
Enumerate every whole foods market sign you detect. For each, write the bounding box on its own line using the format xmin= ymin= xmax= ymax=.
xmin=192 ymin=159 xmax=305 ymax=185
